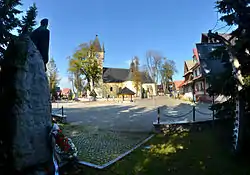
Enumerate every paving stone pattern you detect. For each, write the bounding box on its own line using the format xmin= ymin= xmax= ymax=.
xmin=54 ymin=97 xmax=213 ymax=165
xmin=63 ymin=125 xmax=150 ymax=165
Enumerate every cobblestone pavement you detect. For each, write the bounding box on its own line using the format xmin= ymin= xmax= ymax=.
xmin=61 ymin=124 xmax=150 ymax=165
xmin=53 ymin=97 xmax=213 ymax=165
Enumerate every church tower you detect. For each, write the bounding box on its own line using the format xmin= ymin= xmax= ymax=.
xmin=92 ymin=35 xmax=105 ymax=98
xmin=92 ymin=35 xmax=105 ymax=68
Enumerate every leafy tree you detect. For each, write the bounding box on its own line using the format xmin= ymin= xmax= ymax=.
xmin=68 ymin=42 xmax=102 ymax=99
xmin=47 ymin=58 xmax=60 ymax=97
xmin=68 ymin=56 xmax=83 ymax=96
xmin=160 ymin=59 xmax=177 ymax=94
xmin=130 ymin=56 xmax=142 ymax=96
xmin=0 ymin=0 xmax=22 ymax=59
xmin=18 ymin=3 xmax=37 ymax=35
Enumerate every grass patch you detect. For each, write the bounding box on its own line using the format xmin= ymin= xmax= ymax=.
xmin=60 ymin=120 xmax=250 ymax=175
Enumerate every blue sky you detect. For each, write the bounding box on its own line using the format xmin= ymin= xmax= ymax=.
xmin=20 ymin=0 xmax=229 ymax=88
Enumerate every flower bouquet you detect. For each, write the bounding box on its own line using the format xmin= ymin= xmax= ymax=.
xmin=50 ymin=123 xmax=78 ymax=166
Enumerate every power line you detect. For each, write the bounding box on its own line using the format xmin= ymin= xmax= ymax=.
xmin=214 ymin=24 xmax=229 ymax=32
xmin=211 ymin=12 xmax=219 ymax=31
xmin=222 ymin=25 xmax=233 ymax=34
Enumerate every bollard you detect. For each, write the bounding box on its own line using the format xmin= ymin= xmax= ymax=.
xmin=192 ymin=105 xmax=195 ymax=122
xmin=157 ymin=107 xmax=160 ymax=124
xmin=62 ymin=106 xmax=64 ymax=117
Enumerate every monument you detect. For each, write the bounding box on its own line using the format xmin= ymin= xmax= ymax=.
xmin=0 ymin=23 xmax=53 ymax=174
xmin=31 ymin=18 xmax=50 ymax=72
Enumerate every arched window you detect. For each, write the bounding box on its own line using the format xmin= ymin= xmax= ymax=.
xmin=110 ymin=87 xmax=113 ymax=91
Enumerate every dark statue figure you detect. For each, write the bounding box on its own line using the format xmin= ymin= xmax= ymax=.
xmin=31 ymin=18 xmax=50 ymax=71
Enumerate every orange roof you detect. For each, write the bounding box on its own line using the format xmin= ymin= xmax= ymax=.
xmin=173 ymin=80 xmax=184 ymax=90
xmin=62 ymin=88 xmax=71 ymax=94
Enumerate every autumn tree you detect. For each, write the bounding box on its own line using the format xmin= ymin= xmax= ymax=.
xmin=130 ymin=56 xmax=142 ymax=96
xmin=47 ymin=58 xmax=60 ymax=98
xmin=160 ymin=59 xmax=177 ymax=94
xmin=68 ymin=56 xmax=84 ymax=97
xmin=68 ymin=43 xmax=102 ymax=100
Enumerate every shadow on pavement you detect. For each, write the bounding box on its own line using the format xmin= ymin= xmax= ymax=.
xmin=159 ymin=102 xmax=214 ymax=123
xmin=57 ymin=105 xmax=158 ymax=132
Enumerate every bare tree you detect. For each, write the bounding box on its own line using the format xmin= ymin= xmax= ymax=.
xmin=146 ymin=51 xmax=163 ymax=84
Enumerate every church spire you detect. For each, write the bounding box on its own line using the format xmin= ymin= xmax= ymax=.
xmin=102 ymin=43 xmax=105 ymax=53
xmin=93 ymin=34 xmax=102 ymax=52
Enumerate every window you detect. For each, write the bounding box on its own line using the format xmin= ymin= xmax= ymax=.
xmin=200 ymin=82 xmax=204 ymax=90
xmin=196 ymin=68 xmax=200 ymax=76
xmin=195 ymin=84 xmax=199 ymax=91
xmin=110 ymin=87 xmax=113 ymax=91
xmin=194 ymin=70 xmax=197 ymax=77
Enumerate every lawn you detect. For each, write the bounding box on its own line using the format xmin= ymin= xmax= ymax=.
xmin=60 ymin=120 xmax=250 ymax=175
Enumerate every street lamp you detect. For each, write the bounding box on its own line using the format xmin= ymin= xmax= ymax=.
xmin=191 ymin=74 xmax=196 ymax=121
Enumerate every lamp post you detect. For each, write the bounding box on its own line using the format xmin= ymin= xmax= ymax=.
xmin=192 ymin=74 xmax=196 ymax=122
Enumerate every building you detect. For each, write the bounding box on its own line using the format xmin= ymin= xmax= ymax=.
xmin=181 ymin=33 xmax=231 ymax=102
xmin=102 ymin=60 xmax=156 ymax=98
xmin=173 ymin=80 xmax=184 ymax=92
xmin=90 ymin=35 xmax=156 ymax=98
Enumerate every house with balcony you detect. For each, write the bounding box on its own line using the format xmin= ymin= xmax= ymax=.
xmin=181 ymin=49 xmax=210 ymax=102
xmin=181 ymin=32 xmax=233 ymax=102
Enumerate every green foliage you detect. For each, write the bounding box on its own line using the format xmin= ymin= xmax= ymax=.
xmin=68 ymin=42 xmax=102 ymax=92
xmin=206 ymin=1 xmax=250 ymax=119
xmin=160 ymin=59 xmax=177 ymax=94
xmin=215 ymin=0 xmax=250 ymax=75
xmin=47 ymin=58 xmax=60 ymax=95
xmin=3 ymin=36 xmax=28 ymax=67
xmin=89 ymin=89 xmax=97 ymax=97
xmin=0 ymin=0 xmax=22 ymax=59
xmin=131 ymin=57 xmax=141 ymax=95
xmin=18 ymin=3 xmax=37 ymax=35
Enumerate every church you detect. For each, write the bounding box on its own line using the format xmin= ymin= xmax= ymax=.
xmin=91 ymin=35 xmax=157 ymax=99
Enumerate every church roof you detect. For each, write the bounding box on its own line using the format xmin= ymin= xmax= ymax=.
xmin=93 ymin=35 xmax=102 ymax=52
xmin=103 ymin=67 xmax=154 ymax=83
xmin=117 ymin=87 xmax=135 ymax=95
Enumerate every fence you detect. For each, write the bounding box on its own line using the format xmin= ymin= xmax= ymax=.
xmin=156 ymin=104 xmax=215 ymax=124
xmin=51 ymin=103 xmax=66 ymax=123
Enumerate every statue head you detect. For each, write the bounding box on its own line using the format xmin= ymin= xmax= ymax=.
xmin=40 ymin=18 xmax=49 ymax=28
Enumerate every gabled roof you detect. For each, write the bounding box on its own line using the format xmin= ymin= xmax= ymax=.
xmin=201 ymin=33 xmax=236 ymax=45
xmin=193 ymin=48 xmax=199 ymax=62
xmin=196 ymin=43 xmax=227 ymax=76
xmin=118 ymin=87 xmax=135 ymax=95
xmin=185 ymin=60 xmax=195 ymax=70
xmin=103 ymin=67 xmax=130 ymax=83
xmin=62 ymin=88 xmax=71 ymax=94
xmin=173 ymin=80 xmax=184 ymax=90
xmin=103 ymin=67 xmax=154 ymax=83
